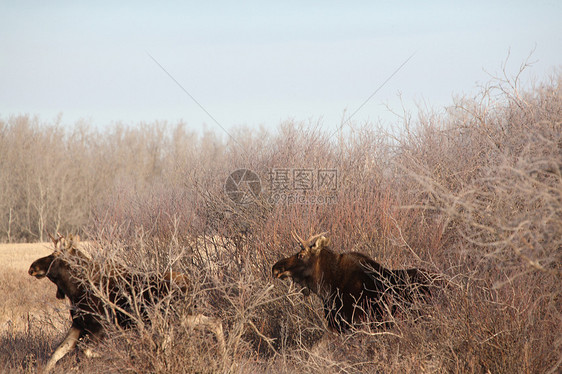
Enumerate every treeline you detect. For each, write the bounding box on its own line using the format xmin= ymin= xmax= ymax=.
xmin=0 ymin=117 xmax=234 ymax=242
xmin=0 ymin=115 xmax=390 ymax=243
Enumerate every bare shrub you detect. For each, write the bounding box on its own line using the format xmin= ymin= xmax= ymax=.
xmin=393 ymin=70 xmax=562 ymax=372
xmin=396 ymin=73 xmax=561 ymax=273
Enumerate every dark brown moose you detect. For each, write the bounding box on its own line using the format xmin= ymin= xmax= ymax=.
xmin=29 ymin=233 xmax=224 ymax=373
xmin=272 ymin=231 xmax=436 ymax=332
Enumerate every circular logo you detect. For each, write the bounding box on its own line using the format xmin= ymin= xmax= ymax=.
xmin=225 ymin=169 xmax=261 ymax=204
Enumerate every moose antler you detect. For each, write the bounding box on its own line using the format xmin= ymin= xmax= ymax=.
xmin=291 ymin=230 xmax=307 ymax=247
xmin=291 ymin=230 xmax=329 ymax=248
xmin=47 ymin=231 xmax=64 ymax=249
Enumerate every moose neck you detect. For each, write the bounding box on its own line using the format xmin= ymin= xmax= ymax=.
xmin=306 ymin=248 xmax=341 ymax=297
xmin=48 ymin=256 xmax=88 ymax=302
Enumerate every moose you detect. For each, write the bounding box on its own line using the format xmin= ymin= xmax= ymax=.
xmin=272 ymin=231 xmax=437 ymax=331
xmin=29 ymin=233 xmax=225 ymax=372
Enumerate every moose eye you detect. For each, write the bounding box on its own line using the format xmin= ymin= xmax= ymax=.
xmin=297 ymin=251 xmax=307 ymax=260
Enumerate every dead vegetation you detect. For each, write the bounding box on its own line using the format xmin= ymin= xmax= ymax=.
xmin=0 ymin=68 xmax=560 ymax=373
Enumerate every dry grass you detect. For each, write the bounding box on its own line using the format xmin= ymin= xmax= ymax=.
xmin=0 ymin=242 xmax=56 ymax=327
xmin=0 ymin=242 xmax=52 ymax=271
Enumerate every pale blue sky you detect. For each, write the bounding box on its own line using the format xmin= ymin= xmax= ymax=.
xmin=1 ymin=1 xmax=560 ymax=134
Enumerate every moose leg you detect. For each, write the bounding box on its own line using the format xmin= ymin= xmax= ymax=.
xmin=43 ymin=326 xmax=81 ymax=373
xmin=323 ymin=303 xmax=339 ymax=331
xmin=182 ymin=314 xmax=226 ymax=355
xmin=80 ymin=326 xmax=105 ymax=359
xmin=324 ymin=298 xmax=348 ymax=332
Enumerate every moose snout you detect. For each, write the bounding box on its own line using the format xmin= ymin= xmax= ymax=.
xmin=272 ymin=265 xmax=290 ymax=280
xmin=28 ymin=264 xmax=45 ymax=278
xmin=272 ymin=265 xmax=286 ymax=279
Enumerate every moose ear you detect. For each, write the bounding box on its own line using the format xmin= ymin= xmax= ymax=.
xmin=318 ymin=236 xmax=330 ymax=248
xmin=61 ymin=234 xmax=78 ymax=253
xmin=63 ymin=235 xmax=71 ymax=250
xmin=311 ymin=236 xmax=330 ymax=254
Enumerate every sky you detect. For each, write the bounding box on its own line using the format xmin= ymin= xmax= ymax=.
xmin=1 ymin=1 xmax=561 ymax=135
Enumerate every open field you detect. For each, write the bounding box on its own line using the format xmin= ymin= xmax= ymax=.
xmin=0 ymin=242 xmax=58 ymax=328
xmin=0 ymin=242 xmax=52 ymax=271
